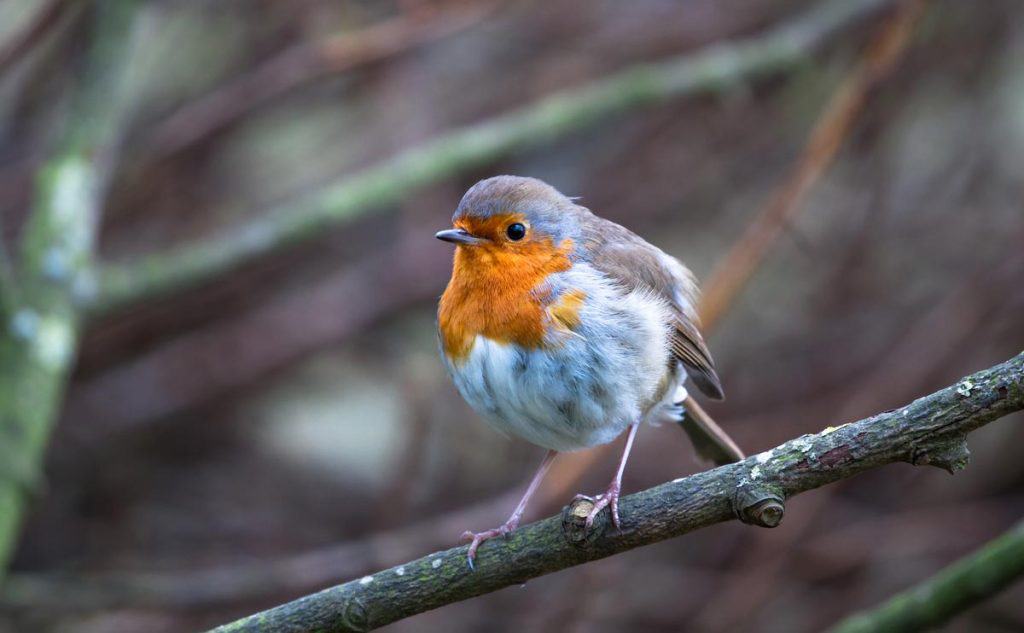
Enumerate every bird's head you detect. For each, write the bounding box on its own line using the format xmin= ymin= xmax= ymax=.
xmin=436 ymin=176 xmax=582 ymax=264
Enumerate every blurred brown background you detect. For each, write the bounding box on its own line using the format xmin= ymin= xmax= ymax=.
xmin=0 ymin=0 xmax=1022 ymax=631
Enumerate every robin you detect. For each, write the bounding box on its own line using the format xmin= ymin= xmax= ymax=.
xmin=436 ymin=175 xmax=743 ymax=568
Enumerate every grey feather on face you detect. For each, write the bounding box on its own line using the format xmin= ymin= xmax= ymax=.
xmin=454 ymin=175 xmax=585 ymax=251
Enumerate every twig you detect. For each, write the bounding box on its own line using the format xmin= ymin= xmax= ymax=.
xmin=58 ymin=0 xmax=895 ymax=436
xmin=828 ymin=519 xmax=1024 ymax=633
xmin=694 ymin=473 xmax=840 ymax=631
xmin=468 ymin=0 xmax=917 ymax=499
xmin=376 ymin=359 xmax=442 ymax=526
xmin=144 ymin=0 xmax=499 ymax=160
xmin=693 ymin=221 xmax=1009 ymax=633
xmin=0 ymin=236 xmax=17 ymax=316
xmin=0 ymin=490 xmax=522 ymax=611
xmin=207 ymin=352 xmax=1024 ymax=632
xmin=627 ymin=0 xmax=924 ymax=540
xmin=698 ymin=0 xmax=926 ymax=327
xmin=0 ymin=0 xmax=71 ymax=76
xmin=692 ymin=278 xmax=1015 ymax=630
xmin=0 ymin=0 xmax=77 ymax=316
xmin=62 ymin=232 xmax=451 ymax=440
xmin=0 ymin=0 xmax=141 ymax=575
xmin=94 ymin=0 xmax=893 ymax=315
xmin=834 ymin=248 xmax=1023 ymax=421
xmin=4 ymin=350 xmax=1016 ymax=612
xmin=539 ymin=0 xmax=922 ymax=505
xmin=799 ymin=497 xmax=1024 ymax=576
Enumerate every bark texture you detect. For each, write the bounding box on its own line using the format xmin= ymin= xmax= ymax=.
xmin=210 ymin=352 xmax=1024 ymax=632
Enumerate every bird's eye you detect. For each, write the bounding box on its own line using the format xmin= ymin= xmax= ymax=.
xmin=506 ymin=223 xmax=526 ymax=241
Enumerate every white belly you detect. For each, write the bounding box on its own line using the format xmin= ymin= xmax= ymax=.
xmin=443 ymin=276 xmax=674 ymax=451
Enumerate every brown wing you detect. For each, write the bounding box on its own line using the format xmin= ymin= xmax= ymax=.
xmin=582 ymin=214 xmax=724 ymax=400
xmin=671 ymin=314 xmax=725 ymax=400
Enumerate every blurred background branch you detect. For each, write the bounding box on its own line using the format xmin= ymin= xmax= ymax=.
xmin=0 ymin=0 xmax=72 ymax=77
xmin=0 ymin=235 xmax=16 ymax=317
xmin=144 ymin=0 xmax=501 ymax=162
xmin=209 ymin=353 xmax=1024 ymax=632
xmin=0 ymin=0 xmax=141 ymax=575
xmin=93 ymin=0 xmax=892 ymax=315
xmin=1 ymin=0 xmax=1021 ymax=631
xmin=539 ymin=0 xmax=924 ymax=512
xmin=830 ymin=519 xmax=1024 ymax=633
xmin=0 ymin=488 xmax=523 ymax=611
xmin=43 ymin=0 xmax=902 ymax=453
xmin=697 ymin=0 xmax=925 ymax=327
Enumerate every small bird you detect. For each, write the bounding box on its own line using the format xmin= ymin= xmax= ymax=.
xmin=436 ymin=176 xmax=742 ymax=568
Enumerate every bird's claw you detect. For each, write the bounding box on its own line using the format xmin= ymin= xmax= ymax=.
xmin=576 ymin=481 xmax=622 ymax=531
xmin=460 ymin=522 xmax=516 ymax=570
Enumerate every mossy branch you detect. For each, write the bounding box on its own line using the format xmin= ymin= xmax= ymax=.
xmin=0 ymin=239 xmax=17 ymax=318
xmin=93 ymin=0 xmax=893 ymax=315
xmin=0 ymin=1 xmax=140 ymax=575
xmin=828 ymin=519 xmax=1024 ymax=633
xmin=209 ymin=352 xmax=1024 ymax=633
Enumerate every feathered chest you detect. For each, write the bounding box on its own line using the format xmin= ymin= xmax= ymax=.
xmin=438 ymin=261 xmax=677 ymax=451
xmin=438 ymin=241 xmax=576 ymax=363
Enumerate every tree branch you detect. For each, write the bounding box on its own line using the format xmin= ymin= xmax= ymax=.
xmin=0 ymin=490 xmax=522 ymax=611
xmin=828 ymin=519 xmax=1024 ymax=632
xmin=144 ymin=0 xmax=499 ymax=160
xmin=0 ymin=0 xmax=72 ymax=77
xmin=208 ymin=352 xmax=1024 ymax=632
xmin=0 ymin=0 xmax=141 ymax=575
xmin=698 ymin=0 xmax=926 ymax=327
xmin=0 ymin=236 xmax=17 ymax=318
xmin=94 ymin=0 xmax=893 ymax=315
xmin=538 ymin=0 xmax=924 ymax=515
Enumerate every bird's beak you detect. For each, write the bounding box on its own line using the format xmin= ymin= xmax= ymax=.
xmin=435 ymin=228 xmax=487 ymax=245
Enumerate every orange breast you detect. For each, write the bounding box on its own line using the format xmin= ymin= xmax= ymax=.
xmin=439 ymin=237 xmax=575 ymax=363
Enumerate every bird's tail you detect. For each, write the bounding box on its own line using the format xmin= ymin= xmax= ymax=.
xmin=673 ymin=386 xmax=744 ymax=465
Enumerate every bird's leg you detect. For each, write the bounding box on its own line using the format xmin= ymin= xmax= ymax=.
xmin=575 ymin=423 xmax=639 ymax=531
xmin=461 ymin=449 xmax=557 ymax=569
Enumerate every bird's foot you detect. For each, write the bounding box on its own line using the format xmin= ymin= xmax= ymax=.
xmin=460 ymin=520 xmax=518 ymax=570
xmin=573 ymin=479 xmax=622 ymax=531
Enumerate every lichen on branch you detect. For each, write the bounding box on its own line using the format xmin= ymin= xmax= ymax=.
xmin=0 ymin=0 xmax=141 ymax=575
xmin=209 ymin=352 xmax=1024 ymax=632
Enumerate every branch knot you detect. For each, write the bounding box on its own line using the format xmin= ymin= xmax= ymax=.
xmin=910 ymin=435 xmax=970 ymax=474
xmin=733 ymin=482 xmax=785 ymax=528
xmin=562 ymin=497 xmax=605 ymax=546
xmin=340 ymin=596 xmax=369 ymax=632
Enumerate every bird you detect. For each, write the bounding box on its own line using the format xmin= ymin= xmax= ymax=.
xmin=435 ymin=175 xmax=743 ymax=568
